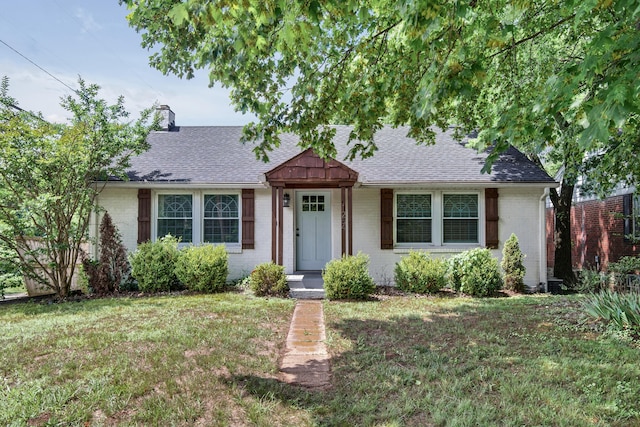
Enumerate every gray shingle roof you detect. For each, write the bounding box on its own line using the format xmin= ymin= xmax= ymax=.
xmin=122 ymin=125 xmax=554 ymax=185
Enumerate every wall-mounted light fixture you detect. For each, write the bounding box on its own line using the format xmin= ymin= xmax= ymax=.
xmin=283 ymin=193 xmax=291 ymax=207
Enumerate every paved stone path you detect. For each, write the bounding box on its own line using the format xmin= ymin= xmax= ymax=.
xmin=279 ymin=300 xmax=330 ymax=388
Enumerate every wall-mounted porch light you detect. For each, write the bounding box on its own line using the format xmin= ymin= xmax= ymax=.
xmin=283 ymin=193 xmax=291 ymax=207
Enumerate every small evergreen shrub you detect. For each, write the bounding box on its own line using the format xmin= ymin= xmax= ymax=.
xmin=249 ymin=262 xmax=288 ymax=297
xmin=395 ymin=251 xmax=446 ymax=293
xmin=323 ymin=252 xmax=375 ymax=300
xmin=83 ymin=212 xmax=132 ymax=295
xmin=501 ymin=233 xmax=526 ymax=292
xmin=175 ymin=244 xmax=229 ymax=293
xmin=130 ymin=235 xmax=181 ymax=292
xmin=447 ymin=248 xmax=503 ymax=297
xmin=447 ymin=253 xmax=464 ymax=292
xmin=583 ymin=290 xmax=640 ymax=333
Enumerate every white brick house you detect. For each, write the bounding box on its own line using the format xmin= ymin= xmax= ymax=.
xmin=93 ymin=107 xmax=555 ymax=291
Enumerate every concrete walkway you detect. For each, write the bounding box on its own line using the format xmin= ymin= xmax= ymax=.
xmin=279 ymin=300 xmax=330 ymax=388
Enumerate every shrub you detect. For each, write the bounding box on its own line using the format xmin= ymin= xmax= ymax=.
xmin=575 ymin=268 xmax=609 ymax=293
xmin=608 ymin=256 xmax=640 ymax=274
xmin=249 ymin=262 xmax=288 ymax=297
xmin=395 ymin=251 xmax=446 ymax=294
xmin=83 ymin=212 xmax=132 ymax=295
xmin=583 ymin=290 xmax=640 ymax=333
xmin=608 ymin=256 xmax=640 ymax=289
xmin=130 ymin=235 xmax=181 ymax=292
xmin=448 ymin=248 xmax=503 ymax=297
xmin=447 ymin=253 xmax=464 ymax=292
xmin=501 ymin=233 xmax=526 ymax=292
xmin=175 ymin=244 xmax=229 ymax=293
xmin=323 ymin=252 xmax=375 ymax=300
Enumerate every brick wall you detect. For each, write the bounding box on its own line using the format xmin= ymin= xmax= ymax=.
xmin=546 ymin=195 xmax=640 ymax=271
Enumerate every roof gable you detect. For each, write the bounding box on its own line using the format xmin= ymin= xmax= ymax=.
xmin=265 ymin=148 xmax=358 ymax=187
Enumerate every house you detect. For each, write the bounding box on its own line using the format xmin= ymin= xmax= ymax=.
xmin=92 ymin=106 xmax=555 ymax=291
xmin=546 ymin=185 xmax=640 ymax=272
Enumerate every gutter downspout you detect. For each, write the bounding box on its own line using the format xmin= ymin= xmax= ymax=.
xmin=539 ymin=187 xmax=550 ymax=292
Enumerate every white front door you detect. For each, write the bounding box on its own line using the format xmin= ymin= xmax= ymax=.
xmin=296 ymin=192 xmax=331 ymax=271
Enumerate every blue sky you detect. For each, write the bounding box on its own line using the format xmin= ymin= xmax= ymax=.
xmin=0 ymin=1 xmax=253 ymax=125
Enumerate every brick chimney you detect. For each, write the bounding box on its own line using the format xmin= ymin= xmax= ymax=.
xmin=157 ymin=105 xmax=175 ymax=131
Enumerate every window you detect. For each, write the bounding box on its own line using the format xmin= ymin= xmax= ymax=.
xmin=157 ymin=194 xmax=193 ymax=242
xmin=443 ymin=194 xmax=479 ymax=243
xmin=204 ymin=194 xmax=239 ymax=243
xmin=301 ymin=195 xmax=325 ymax=212
xmin=632 ymin=194 xmax=640 ymax=240
xmin=155 ymin=192 xmax=242 ymax=246
xmin=396 ymin=194 xmax=432 ymax=244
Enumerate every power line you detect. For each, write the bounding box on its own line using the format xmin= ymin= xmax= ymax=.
xmin=0 ymin=38 xmax=78 ymax=95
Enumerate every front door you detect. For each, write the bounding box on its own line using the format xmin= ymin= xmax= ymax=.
xmin=296 ymin=192 xmax=331 ymax=271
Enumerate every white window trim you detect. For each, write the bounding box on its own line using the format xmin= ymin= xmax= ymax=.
xmin=394 ymin=191 xmax=434 ymax=248
xmin=202 ymin=192 xmax=241 ymax=248
xmin=441 ymin=191 xmax=482 ymax=245
xmin=152 ymin=190 xmax=242 ymax=250
xmin=393 ymin=190 xmax=484 ymax=249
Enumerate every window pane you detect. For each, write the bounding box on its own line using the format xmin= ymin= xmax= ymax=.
xmin=204 ymin=219 xmax=239 ymax=243
xmin=443 ymin=194 xmax=478 ymax=218
xmin=301 ymin=194 xmax=325 ymax=213
xmin=158 ymin=219 xmax=193 ymax=243
xmin=158 ymin=195 xmax=192 ymax=218
xmin=397 ymin=194 xmax=431 ymax=218
xmin=203 ymin=194 xmax=239 ymax=244
xmin=158 ymin=195 xmax=192 ymax=242
xmin=443 ymin=219 xmax=478 ymax=243
xmin=397 ymin=219 xmax=432 ymax=243
xmin=204 ymin=195 xmax=238 ymax=218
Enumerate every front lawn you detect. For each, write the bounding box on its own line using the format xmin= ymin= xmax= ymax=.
xmin=1 ymin=292 xmax=639 ymax=426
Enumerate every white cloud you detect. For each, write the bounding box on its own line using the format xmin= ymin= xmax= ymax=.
xmin=75 ymin=8 xmax=102 ymax=33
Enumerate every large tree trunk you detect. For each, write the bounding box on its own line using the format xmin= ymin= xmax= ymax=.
xmin=550 ymin=182 xmax=576 ymax=283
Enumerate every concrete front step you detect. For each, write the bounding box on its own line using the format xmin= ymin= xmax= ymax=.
xmin=287 ymin=273 xmax=326 ymax=300
xmin=289 ymin=289 xmax=326 ymax=300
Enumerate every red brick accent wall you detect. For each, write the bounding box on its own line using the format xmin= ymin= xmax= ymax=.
xmin=546 ymin=195 xmax=640 ymax=271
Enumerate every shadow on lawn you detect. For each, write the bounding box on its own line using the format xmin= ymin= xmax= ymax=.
xmin=225 ymin=309 xmax=497 ymax=425
xmin=226 ymin=302 xmax=638 ymax=426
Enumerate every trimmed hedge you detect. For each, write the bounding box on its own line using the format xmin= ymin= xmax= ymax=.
xmin=448 ymin=248 xmax=503 ymax=297
xmin=323 ymin=253 xmax=375 ymax=300
xmin=250 ymin=262 xmax=288 ymax=297
xmin=130 ymin=235 xmax=181 ymax=292
xmin=395 ymin=251 xmax=446 ymax=294
xmin=175 ymin=244 xmax=228 ymax=293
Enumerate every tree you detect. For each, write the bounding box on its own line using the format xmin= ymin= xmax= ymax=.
xmin=0 ymin=77 xmax=156 ymax=299
xmin=124 ymin=0 xmax=640 ymax=281
xmin=82 ymin=212 xmax=132 ymax=295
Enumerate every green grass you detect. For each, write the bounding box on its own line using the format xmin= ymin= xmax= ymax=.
xmin=1 ymin=282 xmax=26 ymax=297
xmin=1 ymin=292 xmax=639 ymax=426
xmin=0 ymin=292 xmax=301 ymax=426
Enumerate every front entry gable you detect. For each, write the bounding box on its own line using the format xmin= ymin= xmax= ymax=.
xmin=265 ymin=149 xmax=357 ymax=267
xmin=265 ymin=148 xmax=358 ymax=187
